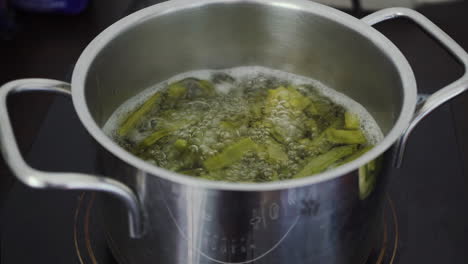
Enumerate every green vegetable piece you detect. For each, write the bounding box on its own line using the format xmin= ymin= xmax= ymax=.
xmin=326 ymin=129 xmax=367 ymax=145
xmin=178 ymin=150 xmax=202 ymax=170
xmin=269 ymin=127 xmax=286 ymax=143
xmin=359 ymin=156 xmax=383 ymax=200
xmin=336 ymin=146 xmax=372 ymax=166
xmin=220 ymin=121 xmax=235 ymax=130
xmin=174 ymin=139 xmax=188 ymax=150
xmin=305 ymin=103 xmax=319 ymax=116
xmin=167 ymin=82 xmax=187 ymax=100
xmin=249 ymin=102 xmax=263 ymax=120
xmin=294 ymin=145 xmax=358 ymax=178
xmin=306 ymin=101 xmax=345 ymax=132
xmin=286 ymin=86 xmax=311 ymax=111
xmin=203 ymin=138 xmax=257 ymax=171
xmin=301 ymin=120 xmax=343 ymax=155
xmin=262 ymin=86 xmax=313 ymax=142
xmin=170 ymin=78 xmax=215 ymax=98
xmin=314 ymin=100 xmax=334 ymax=114
xmin=264 ymin=141 xmax=288 ymax=163
xmin=118 ymin=92 xmax=162 ymax=137
xmin=220 ymin=115 xmax=247 ymax=130
xmin=198 ymin=80 xmax=215 ymax=96
xmin=305 ymin=133 xmax=330 ymax=153
xmin=268 ymin=171 xmax=280 ymax=181
xmin=264 ymin=87 xmax=286 ymax=115
xmin=345 ymin=112 xmax=360 ymax=130
xmin=305 ymin=119 xmax=318 ymax=134
xmin=138 ymin=120 xmax=187 ymax=148
xmin=265 ymin=86 xmax=311 ymax=114
xmin=220 ymin=121 xmax=245 ymax=131
xmin=140 ymin=129 xmax=172 ymax=147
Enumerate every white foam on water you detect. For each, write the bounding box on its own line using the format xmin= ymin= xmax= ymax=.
xmin=214 ymin=82 xmax=235 ymax=94
xmin=104 ymin=66 xmax=383 ymax=146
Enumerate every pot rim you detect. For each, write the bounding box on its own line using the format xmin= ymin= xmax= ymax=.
xmin=71 ymin=0 xmax=417 ymax=192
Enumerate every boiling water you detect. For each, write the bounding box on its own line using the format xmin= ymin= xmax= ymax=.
xmin=104 ymin=66 xmax=383 ymax=182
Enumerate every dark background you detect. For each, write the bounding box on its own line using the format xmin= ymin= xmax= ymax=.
xmin=1 ymin=0 xmax=468 ymax=263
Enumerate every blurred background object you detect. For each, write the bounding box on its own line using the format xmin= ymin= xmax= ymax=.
xmin=124 ymin=0 xmax=464 ymax=13
xmin=0 ymin=0 xmax=15 ymax=40
xmin=0 ymin=0 xmax=15 ymax=238
xmin=314 ymin=0 xmax=461 ymax=9
xmin=360 ymin=0 xmax=460 ymax=9
xmin=10 ymin=0 xmax=90 ymax=14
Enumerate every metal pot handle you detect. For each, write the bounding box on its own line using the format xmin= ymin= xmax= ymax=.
xmin=0 ymin=79 xmax=143 ymax=238
xmin=362 ymin=8 xmax=468 ymax=167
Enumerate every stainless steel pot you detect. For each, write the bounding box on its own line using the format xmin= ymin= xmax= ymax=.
xmin=1 ymin=1 xmax=468 ymax=263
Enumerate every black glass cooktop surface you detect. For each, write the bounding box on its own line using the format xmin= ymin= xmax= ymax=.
xmin=1 ymin=1 xmax=468 ymax=263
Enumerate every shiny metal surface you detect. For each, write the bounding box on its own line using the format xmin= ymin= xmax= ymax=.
xmin=362 ymin=8 xmax=468 ymax=167
xmin=1 ymin=0 xmax=468 ymax=263
xmin=98 ymin=153 xmax=390 ymax=263
xmin=0 ymin=79 xmax=143 ymax=238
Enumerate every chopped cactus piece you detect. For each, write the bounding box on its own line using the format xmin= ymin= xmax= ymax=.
xmin=286 ymin=86 xmax=311 ymax=111
xmin=118 ymin=92 xmax=162 ymax=137
xmin=294 ymin=145 xmax=358 ymax=178
xmin=174 ymin=139 xmax=188 ymax=150
xmin=262 ymin=85 xmax=312 ymax=141
xmin=139 ymin=121 xmax=187 ymax=147
xmin=179 ymin=151 xmax=202 ymax=171
xmin=249 ymin=102 xmax=264 ymax=120
xmin=270 ymin=171 xmax=280 ymax=181
xmin=305 ymin=103 xmax=319 ymax=116
xmin=170 ymin=78 xmax=215 ymax=98
xmin=304 ymin=132 xmax=331 ymax=154
xmin=326 ymin=129 xmax=367 ymax=145
xmin=220 ymin=115 xmax=248 ymax=130
xmin=265 ymin=86 xmax=311 ymax=114
xmin=302 ymin=120 xmax=343 ymax=155
xmin=220 ymin=121 xmax=236 ymax=130
xmin=304 ymin=119 xmax=318 ymax=134
xmin=140 ymin=129 xmax=173 ymax=147
xmin=314 ymin=100 xmax=334 ymax=114
xmin=269 ymin=127 xmax=286 ymax=143
xmin=264 ymin=141 xmax=289 ymax=163
xmin=336 ymin=146 xmax=372 ymax=166
xmin=359 ymin=156 xmax=383 ymax=199
xmin=203 ymin=138 xmax=257 ymax=171
xmin=345 ymin=112 xmax=360 ymax=130
xmin=167 ymin=82 xmax=188 ymax=100
xmin=198 ymin=80 xmax=215 ymax=96
xmin=316 ymin=104 xmax=345 ymax=130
